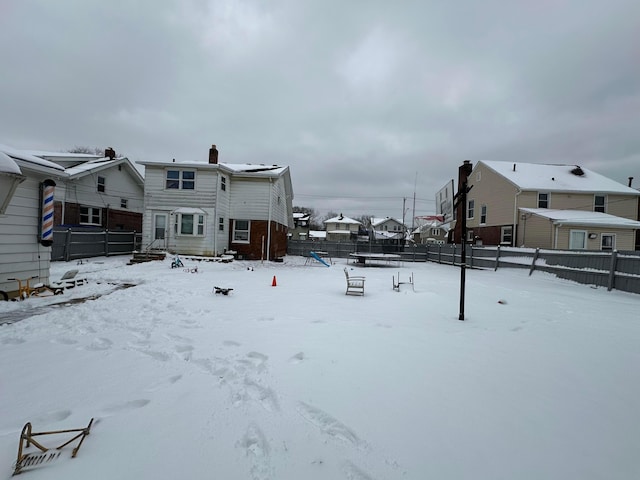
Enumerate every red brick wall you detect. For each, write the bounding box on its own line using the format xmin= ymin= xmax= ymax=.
xmin=229 ymin=219 xmax=288 ymax=260
xmin=54 ymin=201 xmax=141 ymax=232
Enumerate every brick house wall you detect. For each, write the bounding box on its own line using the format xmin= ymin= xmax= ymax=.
xmin=229 ymin=220 xmax=288 ymax=260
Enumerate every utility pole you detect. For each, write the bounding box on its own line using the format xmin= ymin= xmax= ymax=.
xmin=453 ymin=161 xmax=473 ymax=321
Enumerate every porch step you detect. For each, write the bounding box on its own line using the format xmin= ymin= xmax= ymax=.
xmin=128 ymin=252 xmax=166 ymax=265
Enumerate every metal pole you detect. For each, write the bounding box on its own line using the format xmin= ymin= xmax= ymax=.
xmin=459 ymin=179 xmax=468 ymax=321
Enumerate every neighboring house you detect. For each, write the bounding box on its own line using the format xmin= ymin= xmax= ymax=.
xmin=457 ymin=160 xmax=640 ymax=250
xmin=412 ymin=215 xmax=448 ymax=244
xmin=28 ymin=148 xmax=144 ymax=232
xmin=369 ymin=217 xmax=405 ymax=244
xmin=138 ymin=145 xmax=294 ymax=260
xmin=323 ymin=214 xmax=362 ymax=242
xmin=290 ymin=212 xmax=311 ymax=240
xmin=0 ymin=149 xmax=66 ymax=300
xmin=309 ymin=230 xmax=326 ymax=241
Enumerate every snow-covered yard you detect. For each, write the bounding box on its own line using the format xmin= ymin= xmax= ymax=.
xmin=1 ymin=255 xmax=638 ymax=480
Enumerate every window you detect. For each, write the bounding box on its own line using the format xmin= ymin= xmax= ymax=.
xmin=166 ymin=169 xmax=195 ymax=190
xmin=80 ymin=206 xmax=101 ymax=225
xmin=221 ymin=176 xmax=226 ymax=192
xmin=466 ymin=229 xmax=474 ymax=242
xmin=480 ymin=205 xmax=487 ymax=224
xmin=538 ymin=192 xmax=549 ymax=208
xmin=97 ymin=176 xmax=106 ymax=193
xmin=121 ymin=198 xmax=128 ymax=209
xmin=233 ymin=220 xmax=250 ymax=243
xmin=569 ymin=230 xmax=587 ymax=250
xmin=601 ymin=234 xmax=615 ymax=251
xmin=467 ymin=200 xmax=475 ymax=219
xmin=476 ymin=171 xmax=481 ymax=181
xmin=594 ymin=195 xmax=606 ymax=213
xmin=501 ymin=226 xmax=513 ymax=245
xmin=218 ymin=217 xmax=225 ymax=231
xmin=175 ymin=214 xmax=204 ymax=236
xmin=432 ymin=228 xmax=441 ymax=236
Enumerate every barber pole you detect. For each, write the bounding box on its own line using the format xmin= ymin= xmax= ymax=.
xmin=40 ymin=179 xmax=56 ymax=246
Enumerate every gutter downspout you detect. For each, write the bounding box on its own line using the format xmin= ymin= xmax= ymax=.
xmin=214 ymin=171 xmax=219 ymax=256
xmin=267 ymin=178 xmax=273 ymax=261
xmin=513 ymin=188 xmax=522 ymax=246
xmin=554 ymin=221 xmax=562 ymax=249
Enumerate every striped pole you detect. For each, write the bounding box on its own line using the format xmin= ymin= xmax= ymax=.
xmin=40 ymin=179 xmax=56 ymax=246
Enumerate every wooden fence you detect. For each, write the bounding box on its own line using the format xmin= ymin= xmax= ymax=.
xmin=287 ymin=240 xmax=640 ymax=295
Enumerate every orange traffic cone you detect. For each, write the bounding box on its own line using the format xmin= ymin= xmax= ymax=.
xmin=272 ymin=275 xmax=277 ymax=287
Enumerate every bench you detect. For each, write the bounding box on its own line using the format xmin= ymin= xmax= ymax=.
xmin=344 ymin=268 xmax=365 ymax=296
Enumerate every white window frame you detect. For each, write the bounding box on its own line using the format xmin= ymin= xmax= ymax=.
xmin=538 ymin=192 xmax=549 ymax=208
xmin=569 ymin=229 xmax=587 ymax=250
xmin=218 ymin=217 xmax=225 ymax=231
xmin=165 ymin=169 xmax=196 ymax=190
xmin=500 ymin=225 xmax=513 ymax=245
xmin=220 ymin=176 xmax=227 ymax=192
xmin=466 ymin=229 xmax=474 ymax=242
xmin=175 ymin=213 xmax=205 ymax=236
xmin=97 ymin=176 xmax=106 ymax=193
xmin=233 ymin=219 xmax=250 ymax=244
xmin=594 ymin=195 xmax=606 ymax=213
xmin=467 ymin=199 xmax=475 ymax=220
xmin=120 ymin=198 xmax=128 ymax=209
xmin=601 ymin=233 xmax=615 ymax=251
xmin=80 ymin=206 xmax=101 ymax=226
xmin=480 ymin=205 xmax=487 ymax=224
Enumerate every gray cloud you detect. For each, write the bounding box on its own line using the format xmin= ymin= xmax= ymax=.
xmin=1 ymin=0 xmax=639 ymax=218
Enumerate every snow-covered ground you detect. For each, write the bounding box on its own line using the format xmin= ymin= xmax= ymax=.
xmin=1 ymin=255 xmax=639 ymax=480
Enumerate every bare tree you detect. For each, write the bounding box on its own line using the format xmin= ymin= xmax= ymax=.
xmin=68 ymin=146 xmax=104 ymax=156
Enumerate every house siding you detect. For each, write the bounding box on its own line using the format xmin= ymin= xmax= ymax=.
xmin=141 ymin=162 xmax=292 ymax=259
xmin=0 ymin=175 xmax=55 ymax=299
xmin=468 ymin=164 xmax=519 ymax=228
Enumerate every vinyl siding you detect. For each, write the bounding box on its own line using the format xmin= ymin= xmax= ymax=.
xmin=468 ymin=163 xmax=519 ymax=228
xmin=556 ymin=227 xmax=635 ymax=251
xmin=0 ymin=175 xmax=53 ymax=296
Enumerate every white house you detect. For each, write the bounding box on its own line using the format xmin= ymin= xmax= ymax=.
xmin=323 ymin=214 xmax=362 ymax=242
xmin=28 ymin=147 xmax=144 ymax=232
xmin=369 ymin=217 xmax=406 ymax=242
xmin=0 ymin=148 xmax=66 ymax=300
xmin=138 ymin=145 xmax=293 ymax=260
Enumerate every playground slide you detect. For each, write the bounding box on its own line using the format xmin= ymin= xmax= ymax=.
xmin=310 ymin=251 xmax=331 ymax=267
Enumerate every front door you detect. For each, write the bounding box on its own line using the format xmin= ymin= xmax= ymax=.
xmin=153 ymin=213 xmax=168 ymax=249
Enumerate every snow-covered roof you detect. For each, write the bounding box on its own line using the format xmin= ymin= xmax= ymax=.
xmin=309 ymin=230 xmax=326 ymax=239
xmin=370 ymin=217 xmax=404 ymax=227
xmin=521 ymin=208 xmax=640 ymax=229
xmin=324 ymin=215 xmax=361 ymax=224
xmin=139 ymin=159 xmax=287 ymax=176
xmin=0 ymin=151 xmax=21 ymax=175
xmin=480 ymin=161 xmax=639 ymax=195
xmin=171 ymin=207 xmax=207 ymax=215
xmin=65 ymin=158 xmax=121 ymax=176
xmin=293 ymin=212 xmax=310 ymax=219
xmin=0 ymin=143 xmax=65 ymax=173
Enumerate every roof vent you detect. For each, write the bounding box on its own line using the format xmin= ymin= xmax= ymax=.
xmin=570 ymin=166 xmax=585 ymax=176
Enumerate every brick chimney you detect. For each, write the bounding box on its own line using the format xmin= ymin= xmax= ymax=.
xmin=105 ymin=147 xmax=116 ymax=159
xmin=209 ymin=144 xmax=219 ymax=164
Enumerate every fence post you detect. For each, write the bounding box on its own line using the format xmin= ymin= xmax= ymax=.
xmin=607 ymin=250 xmax=618 ymax=291
xmin=438 ymin=245 xmax=441 ymax=264
xmin=64 ymin=229 xmax=72 ymax=262
xmin=494 ymin=245 xmax=501 ymax=271
xmin=452 ymin=244 xmax=457 ymax=265
xmin=529 ymin=248 xmax=540 ymax=276
xmin=104 ymin=230 xmax=110 ymax=256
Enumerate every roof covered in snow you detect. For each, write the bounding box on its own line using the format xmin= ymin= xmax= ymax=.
xmin=0 ymin=143 xmax=65 ymax=173
xmin=480 ymin=161 xmax=639 ymax=195
xmin=139 ymin=159 xmax=288 ymax=176
xmin=521 ymin=208 xmax=640 ymax=229
xmin=324 ymin=215 xmax=361 ymax=225
xmin=0 ymin=151 xmax=22 ymax=175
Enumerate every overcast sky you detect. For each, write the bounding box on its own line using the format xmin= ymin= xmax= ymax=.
xmin=1 ymin=0 xmax=639 ymax=219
